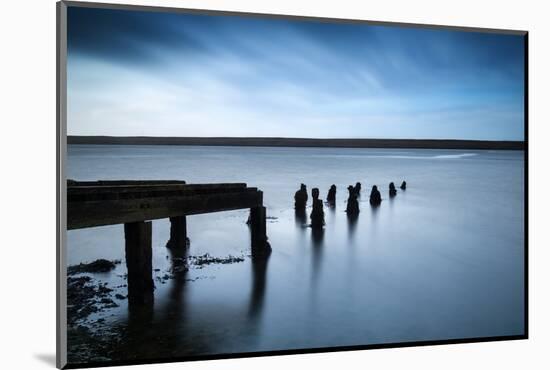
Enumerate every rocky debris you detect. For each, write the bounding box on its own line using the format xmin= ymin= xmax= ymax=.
xmin=389 ymin=182 xmax=397 ymax=197
xmin=67 ymin=276 xmax=118 ymax=326
xmin=400 ymin=180 xmax=407 ymax=190
xmin=310 ymin=187 xmax=325 ymax=228
xmin=294 ymin=183 xmax=308 ymax=210
xmin=165 ymin=253 xmax=247 ymax=274
xmin=155 ymin=274 xmax=174 ymax=284
xmin=266 ymin=216 xmax=279 ymax=223
xmin=346 ymin=185 xmax=360 ymax=215
xmin=68 ymin=259 xmax=121 ymax=275
xmin=248 ymin=215 xmax=278 ymax=224
xmin=172 ymin=264 xmax=189 ymax=274
xmin=189 ymin=253 xmax=245 ymax=268
xmin=294 ymin=207 xmax=307 ymax=225
xmin=369 ymin=185 xmax=382 ymax=206
xmin=67 ymin=324 xmax=122 ymax=364
xmin=326 ymin=184 xmax=336 ymax=204
xmin=66 ymin=249 xmax=250 ymax=362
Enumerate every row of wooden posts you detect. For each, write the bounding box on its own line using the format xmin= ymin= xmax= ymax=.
xmin=294 ymin=181 xmax=407 ymax=228
xmin=68 ymin=179 xmax=407 ymax=305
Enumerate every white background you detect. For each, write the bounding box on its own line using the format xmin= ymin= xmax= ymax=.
xmin=1 ymin=0 xmax=548 ymax=368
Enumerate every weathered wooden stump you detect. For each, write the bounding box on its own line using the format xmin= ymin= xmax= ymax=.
xmin=369 ymin=185 xmax=382 ymax=206
xmin=294 ymin=183 xmax=308 ymax=210
xmin=354 ymin=182 xmax=362 ymax=196
xmin=250 ymin=206 xmax=271 ymax=257
xmin=389 ymin=182 xmax=397 ymax=197
xmin=346 ymin=185 xmax=360 ymax=214
xmin=326 ymin=184 xmax=336 ymax=204
xmin=124 ymin=221 xmax=154 ymax=305
xmin=310 ymin=188 xmax=325 ymax=228
xmin=166 ymin=216 xmax=187 ymax=249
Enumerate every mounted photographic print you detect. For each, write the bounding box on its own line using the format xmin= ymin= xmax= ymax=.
xmin=56 ymin=1 xmax=528 ymax=368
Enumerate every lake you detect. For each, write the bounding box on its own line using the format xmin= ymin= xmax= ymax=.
xmin=66 ymin=144 xmax=525 ymax=363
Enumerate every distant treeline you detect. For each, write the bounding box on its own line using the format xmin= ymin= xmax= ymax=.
xmin=68 ymin=136 xmax=525 ymax=150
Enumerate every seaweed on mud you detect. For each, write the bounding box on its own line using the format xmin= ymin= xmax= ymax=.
xmin=67 ymin=276 xmax=118 ymax=326
xmin=68 ymin=259 xmax=121 ymax=275
xmin=67 ymin=323 xmax=128 ymax=364
xmin=153 ymin=253 xmax=247 ymax=284
xmin=168 ymin=253 xmax=245 ymax=271
xmin=66 ymin=253 xmax=247 ymax=363
xmin=189 ymin=253 xmax=245 ymax=268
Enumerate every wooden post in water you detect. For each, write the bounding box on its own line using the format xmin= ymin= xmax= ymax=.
xmin=166 ymin=216 xmax=187 ymax=249
xmin=124 ymin=221 xmax=154 ymax=305
xmin=250 ymin=206 xmax=270 ymax=257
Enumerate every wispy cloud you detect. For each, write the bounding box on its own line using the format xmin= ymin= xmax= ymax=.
xmin=67 ymin=7 xmax=525 ymax=140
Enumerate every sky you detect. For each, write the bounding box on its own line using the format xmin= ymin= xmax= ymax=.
xmin=67 ymin=6 xmax=525 ymax=140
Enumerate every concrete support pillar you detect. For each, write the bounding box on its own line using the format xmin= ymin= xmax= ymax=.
xmin=124 ymin=221 xmax=154 ymax=305
xmin=250 ymin=206 xmax=271 ymax=257
xmin=166 ymin=216 xmax=187 ymax=249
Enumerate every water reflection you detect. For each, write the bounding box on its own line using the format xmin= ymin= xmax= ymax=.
xmin=166 ymin=245 xmax=189 ymax=317
xmin=248 ymin=254 xmax=270 ymax=319
xmin=347 ymin=213 xmax=359 ymax=241
xmin=67 ymin=146 xmax=525 ymax=360
xmin=294 ymin=208 xmax=307 ymax=228
xmin=121 ymin=295 xmax=155 ymax=361
xmin=310 ymin=227 xmax=325 ymax=291
xmin=123 ymin=245 xmax=192 ymax=360
xmin=311 ymin=227 xmax=325 ymax=248
xmin=370 ymin=203 xmax=380 ymax=218
xmin=127 ymin=299 xmax=154 ymax=329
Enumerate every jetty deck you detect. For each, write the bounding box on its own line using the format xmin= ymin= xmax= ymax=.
xmin=67 ymin=180 xmax=269 ymax=304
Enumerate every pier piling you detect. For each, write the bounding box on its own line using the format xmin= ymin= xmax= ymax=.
xmin=124 ymin=221 xmax=154 ymax=305
xmin=68 ymin=180 xmax=268 ymax=305
xmin=167 ymin=216 xmax=187 ymax=249
xmin=250 ymin=206 xmax=270 ymax=257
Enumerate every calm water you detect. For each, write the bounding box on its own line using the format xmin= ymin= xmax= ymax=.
xmin=67 ymin=145 xmax=525 ymax=362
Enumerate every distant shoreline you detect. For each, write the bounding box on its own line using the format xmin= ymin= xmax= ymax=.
xmin=67 ymin=136 xmax=525 ymax=150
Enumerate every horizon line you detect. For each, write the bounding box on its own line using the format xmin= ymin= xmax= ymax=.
xmin=67 ymin=136 xmax=525 ymax=150
xmin=67 ymin=135 xmax=525 ymax=143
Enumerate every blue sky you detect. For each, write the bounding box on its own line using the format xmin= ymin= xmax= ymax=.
xmin=67 ymin=6 xmax=525 ymax=140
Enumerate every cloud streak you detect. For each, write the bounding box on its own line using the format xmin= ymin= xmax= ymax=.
xmin=67 ymin=6 xmax=525 ymax=140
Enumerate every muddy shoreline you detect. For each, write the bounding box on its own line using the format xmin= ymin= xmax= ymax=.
xmin=66 ymin=254 xmax=247 ymax=364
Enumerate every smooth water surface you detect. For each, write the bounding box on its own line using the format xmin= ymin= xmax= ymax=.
xmin=67 ymin=145 xmax=525 ymax=361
